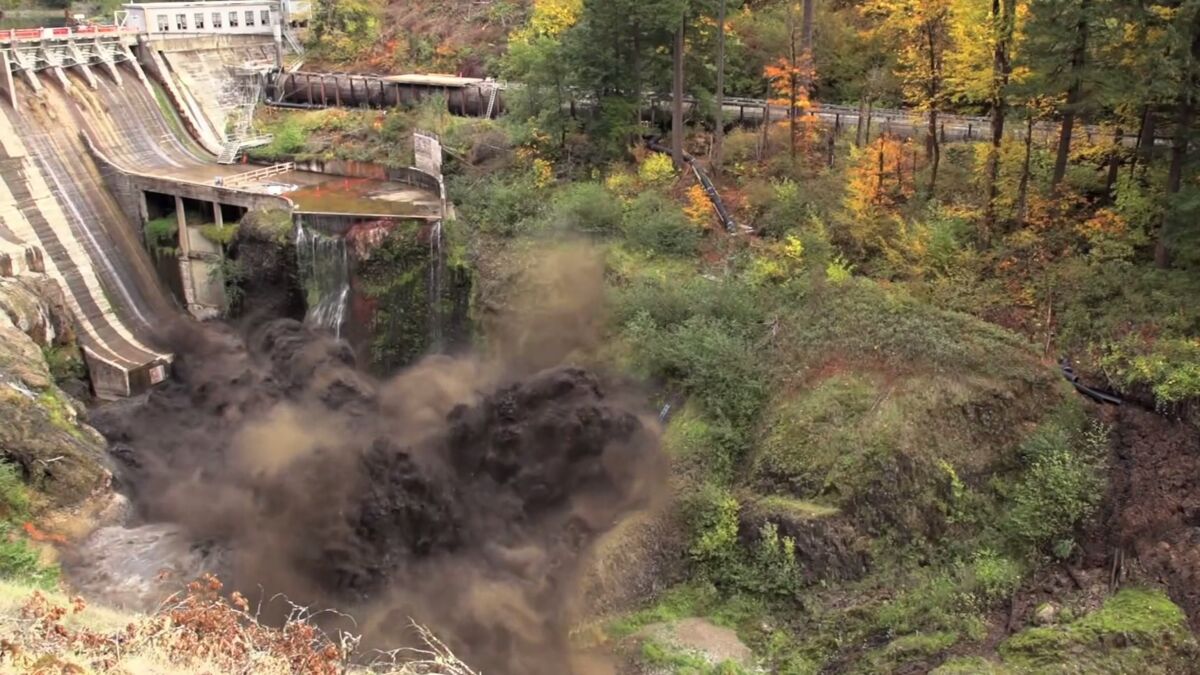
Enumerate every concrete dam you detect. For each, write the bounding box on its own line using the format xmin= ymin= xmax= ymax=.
xmin=0 ymin=26 xmax=446 ymax=398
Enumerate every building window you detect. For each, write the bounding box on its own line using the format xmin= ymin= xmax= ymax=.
xmin=175 ymin=13 xmax=187 ymax=30
xmin=212 ymin=12 xmax=222 ymax=28
xmin=194 ymin=13 xmax=204 ymax=29
xmin=245 ymin=10 xmax=255 ymax=25
xmin=156 ymin=14 xmax=169 ymax=31
xmin=229 ymin=11 xmax=239 ymax=26
xmin=260 ymin=9 xmax=270 ymax=25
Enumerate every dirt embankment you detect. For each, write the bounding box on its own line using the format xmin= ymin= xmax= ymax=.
xmin=1084 ymin=404 xmax=1200 ymax=628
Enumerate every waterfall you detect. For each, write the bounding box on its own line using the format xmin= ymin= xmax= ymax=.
xmin=295 ymin=220 xmax=350 ymax=339
xmin=427 ymin=219 xmax=445 ymax=351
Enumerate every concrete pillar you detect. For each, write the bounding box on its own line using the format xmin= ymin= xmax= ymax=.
xmin=67 ymin=43 xmax=99 ymax=89
xmin=97 ymin=39 xmax=123 ymax=86
xmin=50 ymin=66 xmax=72 ymax=91
xmin=212 ymin=201 xmax=223 ymax=227
xmin=174 ymin=195 xmax=196 ymax=306
xmin=122 ymin=44 xmax=146 ymax=83
xmin=0 ymin=51 xmax=15 ymax=109
xmin=174 ymin=196 xmax=191 ymax=253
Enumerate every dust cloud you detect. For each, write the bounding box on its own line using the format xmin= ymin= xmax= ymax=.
xmin=90 ymin=247 xmax=665 ymax=674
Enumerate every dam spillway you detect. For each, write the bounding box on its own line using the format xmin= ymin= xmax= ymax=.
xmin=0 ymin=30 xmax=446 ymax=397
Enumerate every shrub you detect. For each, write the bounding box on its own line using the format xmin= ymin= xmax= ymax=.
xmin=685 ymin=484 xmax=741 ymax=578
xmin=747 ymin=522 xmax=800 ymax=598
xmin=662 ymin=404 xmax=742 ymax=484
xmin=966 ymin=548 xmax=1023 ymax=603
xmin=450 ymin=173 xmax=543 ymax=236
xmin=623 ymin=191 xmax=700 ymax=256
xmin=145 ymin=216 xmax=177 ymax=251
xmin=757 ymin=178 xmax=816 ymax=239
xmin=825 ymin=255 xmax=854 ymax=283
xmin=41 ymin=345 xmax=85 ymax=383
xmin=1102 ymin=337 xmax=1200 ymax=404
xmin=638 ymin=153 xmax=676 ymax=185
xmin=604 ymin=169 xmax=640 ymax=199
xmin=545 ymin=182 xmax=622 ymax=235
xmin=199 ymin=223 xmax=239 ymax=247
xmin=721 ymin=128 xmax=761 ymax=167
xmin=613 ymin=274 xmax=765 ymax=336
xmin=1003 ymin=409 xmax=1107 ymax=556
xmin=626 ymin=313 xmax=768 ymax=437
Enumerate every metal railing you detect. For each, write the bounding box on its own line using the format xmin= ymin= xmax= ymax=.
xmin=218 ymin=161 xmax=294 ymax=187
xmin=0 ymin=25 xmax=138 ymax=42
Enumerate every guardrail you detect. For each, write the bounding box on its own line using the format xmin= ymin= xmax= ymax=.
xmin=218 ymin=161 xmax=295 ymax=187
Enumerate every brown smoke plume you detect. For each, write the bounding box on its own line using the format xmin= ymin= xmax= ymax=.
xmin=88 ymin=247 xmax=665 ymax=674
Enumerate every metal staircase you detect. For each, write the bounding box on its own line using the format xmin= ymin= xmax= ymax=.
xmin=485 ymin=84 xmax=499 ymax=119
xmin=282 ymin=27 xmax=304 ymax=55
xmin=217 ymin=75 xmax=272 ymax=164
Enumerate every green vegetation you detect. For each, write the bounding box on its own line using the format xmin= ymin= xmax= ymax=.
xmin=36 ymin=389 xmax=82 ymax=441
xmin=40 ymin=345 xmax=85 ymax=385
xmin=199 ymin=223 xmax=239 ymax=248
xmin=998 ymin=588 xmax=1197 ymax=673
xmin=144 ymin=215 xmax=178 ymax=255
xmin=0 ymin=463 xmax=58 ymax=590
xmin=239 ymin=207 xmax=294 ymax=245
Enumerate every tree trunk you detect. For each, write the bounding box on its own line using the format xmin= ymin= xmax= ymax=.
xmin=1016 ymin=113 xmax=1034 ymax=225
xmin=761 ymin=89 xmax=770 ymax=156
xmin=1051 ymin=0 xmax=1090 ymax=189
xmin=864 ymin=99 xmax=873 ymax=145
xmin=856 ymin=97 xmax=867 ymax=147
xmin=1103 ymin=127 xmax=1122 ymax=202
xmin=928 ymin=108 xmax=941 ymax=192
xmin=983 ymin=0 xmax=1015 ymax=239
xmin=788 ymin=4 xmax=799 ymax=161
xmin=1156 ymin=18 xmax=1200 ymax=268
xmin=801 ymin=0 xmax=815 ymax=54
xmin=672 ymin=17 xmax=686 ymax=167
xmin=1131 ymin=105 xmax=1156 ymax=177
xmin=713 ymin=0 xmax=726 ymax=174
xmin=924 ymin=20 xmax=943 ymax=194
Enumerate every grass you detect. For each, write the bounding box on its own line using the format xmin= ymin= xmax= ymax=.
xmin=746 ymin=495 xmax=840 ymax=520
xmin=642 ymin=638 xmax=751 ymax=675
xmin=0 ymin=463 xmax=58 ymax=589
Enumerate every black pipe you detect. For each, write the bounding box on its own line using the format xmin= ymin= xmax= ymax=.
xmin=1060 ymin=357 xmax=1123 ymax=405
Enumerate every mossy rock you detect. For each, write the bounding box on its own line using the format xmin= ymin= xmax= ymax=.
xmin=0 ymin=311 xmax=109 ymax=510
xmin=862 ymin=630 xmax=960 ymax=673
xmin=998 ymin=588 xmax=1198 ymax=674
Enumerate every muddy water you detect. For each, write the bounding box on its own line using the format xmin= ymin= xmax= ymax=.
xmin=286 ymin=176 xmax=441 ymax=217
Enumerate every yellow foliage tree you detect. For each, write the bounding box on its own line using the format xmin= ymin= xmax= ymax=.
xmin=512 ymin=0 xmax=583 ymax=43
xmin=844 ymin=136 xmax=916 ymax=221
